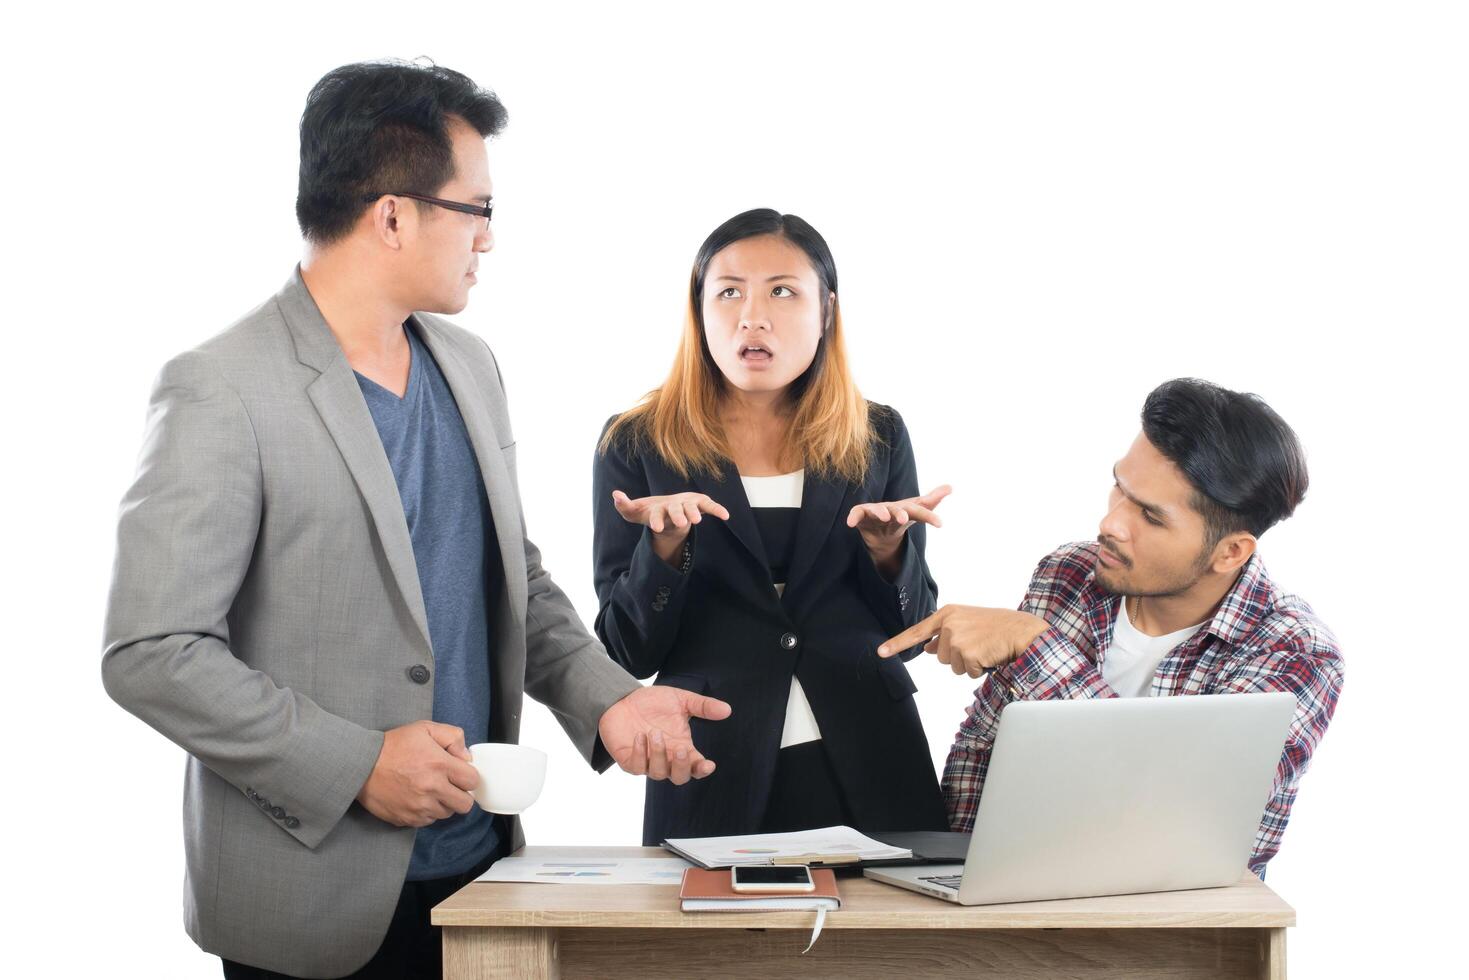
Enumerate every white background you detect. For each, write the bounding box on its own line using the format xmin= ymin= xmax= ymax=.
xmin=3 ymin=2 xmax=1464 ymax=976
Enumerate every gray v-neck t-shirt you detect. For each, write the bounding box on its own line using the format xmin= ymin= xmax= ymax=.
xmin=357 ymin=323 xmax=501 ymax=880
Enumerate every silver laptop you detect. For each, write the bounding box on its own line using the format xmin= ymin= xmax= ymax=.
xmin=866 ymin=692 xmax=1295 ymax=905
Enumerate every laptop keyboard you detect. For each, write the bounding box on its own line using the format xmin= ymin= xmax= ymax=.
xmin=919 ymin=874 xmax=962 ymax=890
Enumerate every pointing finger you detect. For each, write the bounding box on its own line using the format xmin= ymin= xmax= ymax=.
xmin=878 ymin=608 xmax=945 ymax=657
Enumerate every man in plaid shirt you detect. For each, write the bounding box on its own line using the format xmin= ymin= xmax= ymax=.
xmin=880 ymin=379 xmax=1342 ymax=877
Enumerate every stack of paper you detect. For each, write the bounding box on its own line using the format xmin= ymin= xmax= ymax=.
xmin=476 ymin=850 xmax=692 ymax=885
xmin=663 ymin=825 xmax=912 ymax=869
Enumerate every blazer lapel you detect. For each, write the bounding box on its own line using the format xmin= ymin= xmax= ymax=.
xmin=691 ymin=460 xmax=769 ymax=573
xmin=783 ymin=469 xmax=854 ymax=597
xmin=277 ymin=270 xmax=434 ymax=656
xmin=412 ymin=318 xmax=529 ymax=623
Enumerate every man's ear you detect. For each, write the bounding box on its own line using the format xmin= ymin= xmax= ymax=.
xmin=371 ymin=197 xmax=406 ymax=251
xmin=1210 ymin=532 xmax=1257 ymax=576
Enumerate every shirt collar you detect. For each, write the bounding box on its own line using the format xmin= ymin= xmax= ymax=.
xmin=1202 ymin=552 xmax=1277 ymax=645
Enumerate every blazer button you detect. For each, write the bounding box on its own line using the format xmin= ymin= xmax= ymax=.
xmin=408 ymin=664 xmax=431 ymax=684
xmin=284 ymin=816 xmax=300 ymax=830
xmin=270 ymin=806 xmax=286 ymax=820
xmin=780 ymin=632 xmax=799 ymax=651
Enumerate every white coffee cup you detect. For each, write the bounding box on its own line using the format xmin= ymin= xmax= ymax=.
xmin=467 ymin=743 xmax=548 ymax=814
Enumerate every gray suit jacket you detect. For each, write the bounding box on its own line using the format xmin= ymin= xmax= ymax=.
xmin=102 ymin=269 xmax=640 ymax=978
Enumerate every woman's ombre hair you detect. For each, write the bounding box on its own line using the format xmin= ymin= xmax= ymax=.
xmin=601 ymin=209 xmax=875 ymax=482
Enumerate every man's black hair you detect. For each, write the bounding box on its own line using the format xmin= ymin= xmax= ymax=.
xmin=296 ymin=60 xmax=507 ymax=244
xmin=1141 ymin=378 xmax=1309 ymax=547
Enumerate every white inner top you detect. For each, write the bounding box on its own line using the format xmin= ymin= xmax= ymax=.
xmin=739 ymin=470 xmax=821 ymax=748
xmin=1101 ymin=597 xmax=1207 ymax=698
xmin=739 ymin=470 xmax=805 ymax=507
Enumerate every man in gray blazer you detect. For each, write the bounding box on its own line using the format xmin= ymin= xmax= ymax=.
xmin=102 ymin=61 xmax=729 ymax=979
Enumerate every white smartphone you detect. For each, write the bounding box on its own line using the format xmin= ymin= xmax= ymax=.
xmin=730 ymin=864 xmax=816 ymax=893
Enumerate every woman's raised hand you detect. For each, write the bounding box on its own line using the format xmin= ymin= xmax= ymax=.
xmin=611 ymin=491 xmax=731 ymax=565
xmin=846 ymin=485 xmax=952 ymax=576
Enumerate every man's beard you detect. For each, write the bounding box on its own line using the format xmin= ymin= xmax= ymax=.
xmin=1095 ymin=537 xmax=1214 ymax=599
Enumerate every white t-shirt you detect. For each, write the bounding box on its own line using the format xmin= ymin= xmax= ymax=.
xmin=739 ymin=470 xmax=822 ymax=748
xmin=1101 ymin=598 xmax=1206 ymax=698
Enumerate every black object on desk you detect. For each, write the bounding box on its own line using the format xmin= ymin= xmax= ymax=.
xmin=867 ymin=831 xmax=973 ymax=864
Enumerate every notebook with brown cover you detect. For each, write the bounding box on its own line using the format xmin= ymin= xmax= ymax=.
xmin=678 ymin=867 xmax=842 ymax=911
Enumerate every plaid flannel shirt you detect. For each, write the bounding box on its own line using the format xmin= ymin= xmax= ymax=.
xmin=942 ymin=541 xmax=1343 ymax=877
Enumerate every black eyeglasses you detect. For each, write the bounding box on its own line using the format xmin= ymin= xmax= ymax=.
xmin=365 ymin=191 xmax=493 ymax=227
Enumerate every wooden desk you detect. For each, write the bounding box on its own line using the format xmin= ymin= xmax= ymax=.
xmin=433 ymin=846 xmax=1294 ymax=979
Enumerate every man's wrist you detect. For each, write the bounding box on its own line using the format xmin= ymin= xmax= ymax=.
xmin=355 ymin=732 xmax=388 ymax=803
xmin=1010 ymin=612 xmax=1050 ymax=657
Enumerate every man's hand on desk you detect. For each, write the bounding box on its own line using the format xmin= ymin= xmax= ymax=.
xmin=599 ymin=686 xmax=733 ymax=785
xmin=357 ymin=721 xmax=480 ymax=828
xmin=878 ymin=605 xmax=1050 ymax=679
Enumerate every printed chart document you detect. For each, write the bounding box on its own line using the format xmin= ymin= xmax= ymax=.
xmin=663 ymin=825 xmax=912 ymax=869
xmin=477 ymin=847 xmax=692 ymax=885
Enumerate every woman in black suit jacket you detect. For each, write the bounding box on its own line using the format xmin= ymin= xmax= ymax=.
xmin=593 ymin=209 xmax=950 ymax=845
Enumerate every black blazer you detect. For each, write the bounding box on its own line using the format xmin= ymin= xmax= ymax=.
xmin=592 ymin=404 xmax=948 ymax=844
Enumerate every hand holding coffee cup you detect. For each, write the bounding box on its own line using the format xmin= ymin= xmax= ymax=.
xmin=467 ymin=743 xmax=548 ymax=814
xmin=355 ymin=721 xmax=479 ymax=828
